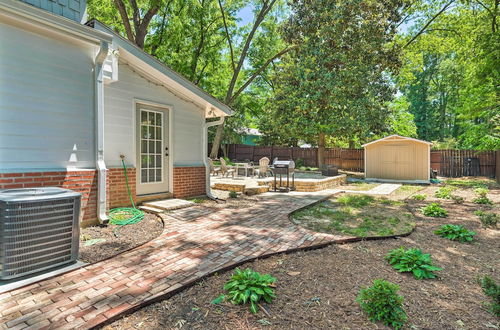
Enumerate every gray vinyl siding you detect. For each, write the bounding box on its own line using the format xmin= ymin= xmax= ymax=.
xmin=103 ymin=63 xmax=205 ymax=168
xmin=0 ymin=21 xmax=96 ymax=170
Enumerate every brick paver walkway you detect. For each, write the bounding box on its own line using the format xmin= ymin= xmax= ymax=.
xmin=0 ymin=190 xmax=356 ymax=330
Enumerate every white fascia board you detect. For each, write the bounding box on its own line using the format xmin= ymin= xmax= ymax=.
xmin=0 ymin=0 xmax=112 ymax=45
xmin=90 ymin=20 xmax=233 ymax=118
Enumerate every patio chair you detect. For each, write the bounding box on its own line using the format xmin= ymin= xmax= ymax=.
xmin=220 ymin=158 xmax=236 ymax=178
xmin=207 ymin=158 xmax=221 ymax=176
xmin=254 ymin=157 xmax=273 ymax=178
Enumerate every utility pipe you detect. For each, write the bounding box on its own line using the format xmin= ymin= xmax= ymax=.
xmin=202 ymin=116 xmax=225 ymax=200
xmin=94 ymin=41 xmax=109 ymax=224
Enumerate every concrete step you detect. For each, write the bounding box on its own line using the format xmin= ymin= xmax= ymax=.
xmin=143 ymin=198 xmax=195 ymax=211
xmin=138 ymin=205 xmax=165 ymax=214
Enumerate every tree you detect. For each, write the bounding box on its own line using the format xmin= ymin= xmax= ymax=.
xmin=208 ymin=0 xmax=293 ymax=158
xmin=260 ymin=0 xmax=406 ymax=165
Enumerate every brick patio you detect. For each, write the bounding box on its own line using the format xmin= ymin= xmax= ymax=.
xmin=0 ymin=190 xmax=357 ymax=330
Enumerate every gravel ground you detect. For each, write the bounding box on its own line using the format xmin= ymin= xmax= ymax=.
xmin=79 ymin=213 xmax=163 ymax=264
xmin=104 ymin=183 xmax=499 ymax=330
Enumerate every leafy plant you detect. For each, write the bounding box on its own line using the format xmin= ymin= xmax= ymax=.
xmin=477 ymin=212 xmax=498 ymax=229
xmin=295 ymin=158 xmax=304 ymax=168
xmin=228 ymin=191 xmax=238 ymax=198
xmin=412 ymin=194 xmax=426 ymax=201
xmin=356 ymin=279 xmax=407 ymax=329
xmin=473 ymin=187 xmax=493 ymax=205
xmin=421 ymin=203 xmax=448 ymax=217
xmin=450 ymin=195 xmax=465 ymax=204
xmin=435 ymin=186 xmax=455 ymax=199
xmin=212 ymin=268 xmax=276 ymax=314
xmin=478 ymin=276 xmax=500 ymax=317
xmin=434 ymin=224 xmax=476 ymax=242
xmin=385 ymin=247 xmax=442 ymax=279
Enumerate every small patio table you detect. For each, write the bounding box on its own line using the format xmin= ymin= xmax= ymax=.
xmin=234 ymin=162 xmax=253 ymax=177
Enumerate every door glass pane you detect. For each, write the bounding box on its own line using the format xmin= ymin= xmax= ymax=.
xmin=140 ymin=109 xmax=163 ymax=184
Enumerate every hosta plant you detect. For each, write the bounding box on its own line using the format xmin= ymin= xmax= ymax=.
xmin=357 ymin=279 xmax=407 ymax=329
xmin=435 ymin=186 xmax=455 ymax=199
xmin=412 ymin=194 xmax=426 ymax=201
xmin=385 ymin=247 xmax=442 ymax=279
xmin=421 ymin=203 xmax=448 ymax=217
xmin=473 ymin=188 xmax=493 ymax=205
xmin=434 ymin=224 xmax=476 ymax=242
xmin=212 ymin=268 xmax=276 ymax=314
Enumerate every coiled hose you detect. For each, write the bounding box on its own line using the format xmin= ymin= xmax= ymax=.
xmin=108 ymin=158 xmax=144 ymax=226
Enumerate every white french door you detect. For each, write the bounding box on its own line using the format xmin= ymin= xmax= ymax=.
xmin=136 ymin=105 xmax=169 ymax=195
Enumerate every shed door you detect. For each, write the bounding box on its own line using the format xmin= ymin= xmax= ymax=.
xmin=136 ymin=105 xmax=169 ymax=195
xmin=379 ymin=144 xmax=414 ymax=180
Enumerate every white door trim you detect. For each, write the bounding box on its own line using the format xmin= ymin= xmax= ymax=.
xmin=134 ymin=99 xmax=173 ymax=195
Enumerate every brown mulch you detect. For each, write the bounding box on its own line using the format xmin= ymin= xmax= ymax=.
xmin=105 ymin=185 xmax=499 ymax=330
xmin=79 ymin=213 xmax=163 ymax=264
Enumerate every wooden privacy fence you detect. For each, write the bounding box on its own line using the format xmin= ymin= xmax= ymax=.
xmin=222 ymin=144 xmax=497 ymax=177
xmin=430 ymin=150 xmax=496 ymax=177
xmin=226 ymin=144 xmax=364 ymax=171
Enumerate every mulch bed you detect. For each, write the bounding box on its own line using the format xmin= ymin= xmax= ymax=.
xmin=105 ymin=184 xmax=499 ymax=330
xmin=79 ymin=213 xmax=163 ymax=264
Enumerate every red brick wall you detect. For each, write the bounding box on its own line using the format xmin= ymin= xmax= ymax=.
xmin=0 ymin=170 xmax=98 ymax=227
xmin=173 ymin=166 xmax=206 ymax=198
xmin=107 ymin=167 xmax=137 ymax=208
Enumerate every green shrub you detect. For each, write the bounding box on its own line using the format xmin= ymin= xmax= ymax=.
xmin=412 ymin=194 xmax=426 ymax=201
xmin=356 ymin=279 xmax=407 ymax=329
xmin=434 ymin=224 xmax=476 ymax=242
xmin=435 ymin=186 xmax=455 ymax=199
xmin=450 ymin=195 xmax=465 ymax=204
xmin=478 ymin=276 xmax=500 ymax=317
xmin=212 ymin=268 xmax=276 ymax=314
xmin=477 ymin=212 xmax=498 ymax=228
xmin=385 ymin=247 xmax=442 ymax=279
xmin=295 ymin=158 xmax=304 ymax=168
xmin=421 ymin=203 xmax=448 ymax=217
xmin=473 ymin=187 xmax=493 ymax=204
xmin=229 ymin=191 xmax=238 ymax=198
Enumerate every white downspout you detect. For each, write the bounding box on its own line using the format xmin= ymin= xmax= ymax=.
xmin=202 ymin=116 xmax=225 ymax=199
xmin=95 ymin=41 xmax=109 ymax=224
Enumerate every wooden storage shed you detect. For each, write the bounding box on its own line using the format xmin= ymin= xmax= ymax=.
xmin=363 ymin=135 xmax=431 ymax=182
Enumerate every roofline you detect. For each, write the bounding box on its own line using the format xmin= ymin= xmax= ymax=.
xmin=87 ymin=19 xmax=233 ymax=117
xmin=362 ymin=135 xmax=432 ymax=147
xmin=0 ymin=0 xmax=112 ymax=45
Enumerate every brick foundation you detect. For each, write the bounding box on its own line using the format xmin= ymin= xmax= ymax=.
xmin=173 ymin=166 xmax=206 ymax=198
xmin=107 ymin=167 xmax=137 ymax=209
xmin=0 ymin=170 xmax=98 ymax=227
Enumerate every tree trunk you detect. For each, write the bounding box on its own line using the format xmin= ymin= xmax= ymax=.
xmin=317 ymin=133 xmax=325 ymax=168
xmin=209 ymin=122 xmax=225 ymax=158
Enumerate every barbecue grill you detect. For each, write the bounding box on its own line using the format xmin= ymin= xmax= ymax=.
xmin=273 ymin=160 xmax=295 ymax=192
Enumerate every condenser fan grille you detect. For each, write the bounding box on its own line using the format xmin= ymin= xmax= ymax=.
xmin=0 ymin=187 xmax=81 ymax=280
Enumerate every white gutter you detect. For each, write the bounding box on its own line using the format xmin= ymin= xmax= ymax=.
xmin=202 ymin=117 xmax=225 ymax=199
xmin=94 ymin=41 xmax=109 ymax=224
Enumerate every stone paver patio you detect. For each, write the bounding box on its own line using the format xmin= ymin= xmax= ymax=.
xmin=0 ymin=190 xmax=361 ymax=330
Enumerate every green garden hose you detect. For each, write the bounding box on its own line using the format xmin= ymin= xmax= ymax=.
xmin=108 ymin=158 xmax=145 ymax=226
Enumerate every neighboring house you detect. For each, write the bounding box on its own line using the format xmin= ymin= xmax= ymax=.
xmin=238 ymin=127 xmax=262 ymax=146
xmin=0 ymin=0 xmax=232 ymax=227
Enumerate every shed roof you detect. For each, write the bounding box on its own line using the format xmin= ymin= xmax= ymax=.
xmin=362 ymin=135 xmax=432 ymax=148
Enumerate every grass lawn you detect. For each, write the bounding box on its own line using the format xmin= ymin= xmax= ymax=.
xmin=291 ymin=194 xmax=415 ymax=237
xmin=105 ymin=182 xmax=499 ymax=330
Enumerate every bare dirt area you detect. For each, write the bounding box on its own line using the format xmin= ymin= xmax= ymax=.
xmin=189 ymin=189 xmax=262 ymax=209
xmin=105 ymin=181 xmax=499 ymax=330
xmin=79 ymin=213 xmax=164 ymax=264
